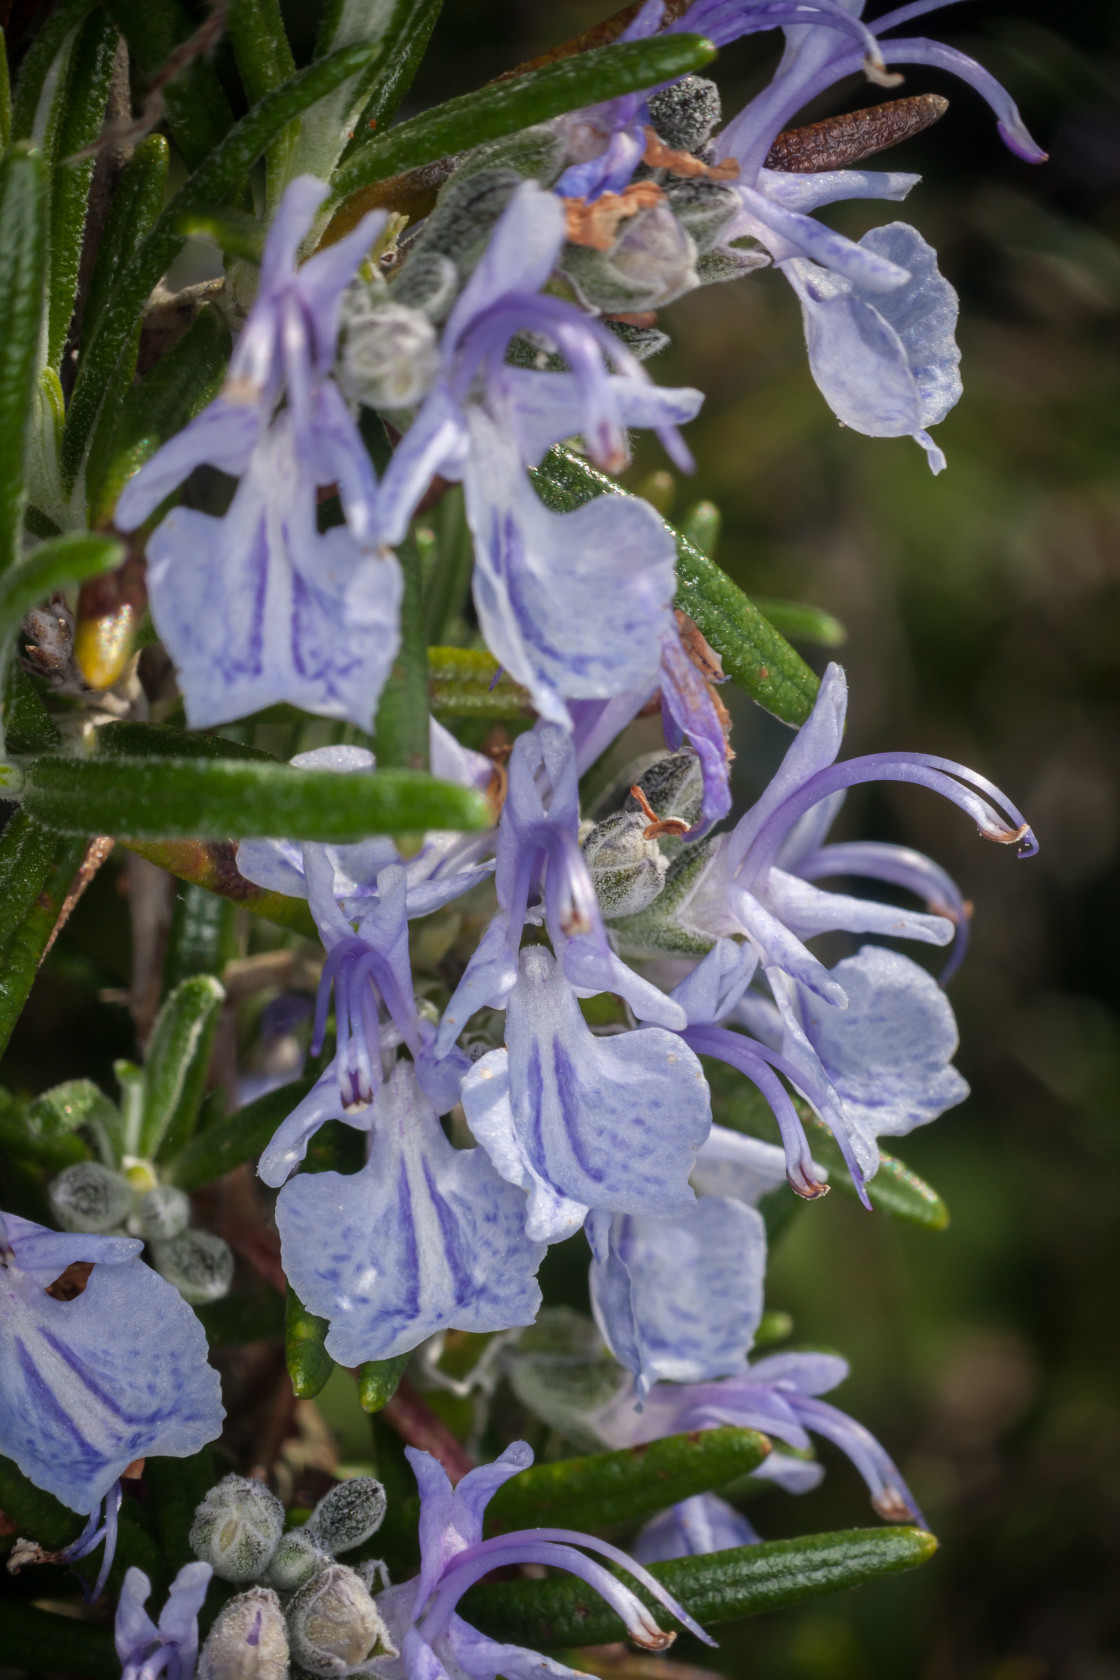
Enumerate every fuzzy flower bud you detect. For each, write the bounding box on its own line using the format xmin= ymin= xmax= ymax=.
xmin=562 ymin=206 xmax=699 ymax=313
xmin=341 ymin=305 xmax=440 ymax=410
xmin=48 ymin=1162 xmax=134 ymax=1233
xmin=191 ymin=1476 xmax=286 ymax=1583
xmin=647 ymin=74 xmax=722 ymax=154
xmin=198 ymin=1587 xmax=290 ymax=1680
xmin=150 ymin=1229 xmax=234 ymax=1304
xmin=134 ymin=1184 xmax=191 ymax=1241
xmin=581 ymin=811 xmax=669 ymax=919
xmin=305 ymin=1477 xmax=387 ymax=1556
xmin=626 ymin=751 xmax=706 ymax=832
xmin=286 ymin=1563 xmax=396 ymax=1677
xmin=266 ymin=1527 xmax=332 ymax=1593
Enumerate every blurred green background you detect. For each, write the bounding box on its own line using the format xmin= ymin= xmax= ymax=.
xmin=4 ymin=0 xmax=1118 ymax=1674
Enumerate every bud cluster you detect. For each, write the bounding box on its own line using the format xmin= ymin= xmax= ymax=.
xmin=192 ymin=1475 xmax=392 ymax=1680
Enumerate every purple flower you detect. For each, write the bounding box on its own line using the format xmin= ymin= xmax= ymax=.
xmin=705 ymin=1 xmax=1045 ymax=465
xmin=632 ymin=1493 xmax=760 ymax=1563
xmin=0 ymin=1210 xmax=224 ymax=1517
xmin=114 ymin=176 xmax=401 ymax=729
xmin=665 ymin=662 xmax=1034 ymax=1007
xmin=269 ymin=1058 xmax=545 ymax=1366
xmin=377 ymin=183 xmax=703 ymax=726
xmin=592 ymin=1353 xmax=925 ymax=1527
xmin=237 ymin=725 xmax=495 ymax=923
xmin=115 ymin=1561 xmax=213 ymax=1680
xmin=372 ymin=1441 xmax=714 ymax=1680
xmin=658 ymin=621 xmax=733 ymax=837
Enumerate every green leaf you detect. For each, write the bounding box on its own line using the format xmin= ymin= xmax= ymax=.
xmin=61 ymin=42 xmax=378 ymax=491
xmin=97 ymin=720 xmax=277 ymax=763
xmin=463 ymin=1526 xmax=938 ymax=1647
xmin=172 ymin=206 xmax=266 ymax=265
xmin=86 ymin=303 xmax=232 ymax=524
xmin=79 ymin=133 xmax=169 ymax=365
xmin=46 ymin=7 xmax=117 ymax=368
xmin=358 ymin=1354 xmax=409 ymax=1413
xmin=0 ymin=144 xmax=47 ymax=578
xmin=0 ymin=809 xmax=59 ymax=953
xmin=428 ymin=647 xmax=534 ymax=721
xmin=0 ymin=533 xmax=123 ymax=641
xmin=21 ymin=755 xmax=495 ymax=840
xmin=227 ymin=0 xmax=297 ymax=208
xmin=679 ymin=498 xmax=722 ymax=557
xmin=375 ymin=536 xmax=430 ymax=771
xmin=287 ymin=1285 xmax=335 ymax=1399
xmin=25 ymin=1078 xmax=121 ymax=1167
xmin=163 ymin=882 xmax=237 ymax=994
xmin=171 ymin=1076 xmax=316 ymax=1190
xmin=0 ymin=29 xmax=11 ymax=152
xmin=1 ymin=662 xmax=61 ymax=755
xmin=485 ymin=1427 xmax=771 ymax=1538
xmin=754 ymin=1308 xmax=794 ymax=1347
xmin=534 ymin=448 xmax=821 ymax=727
xmin=342 ymin=0 xmax=445 ymax=155
xmin=752 ymin=597 xmax=848 ymax=648
xmin=0 ymin=1603 xmax=118 ymax=1680
xmin=7 ymin=0 xmax=97 ymax=143
xmin=139 ymin=974 xmax=226 ymax=1161
xmin=101 ymin=0 xmax=235 ymax=171
xmin=330 ymin=33 xmax=718 ymax=209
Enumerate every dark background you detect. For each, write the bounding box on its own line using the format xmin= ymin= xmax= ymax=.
xmin=5 ymin=2 xmax=1117 ymax=1675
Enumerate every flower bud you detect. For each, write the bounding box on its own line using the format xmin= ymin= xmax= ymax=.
xmin=48 ymin=1162 xmax=134 ymax=1234
xmin=198 ymin=1587 xmax=290 ymax=1680
xmin=562 ymin=207 xmax=699 ymax=312
xmin=286 ymin=1563 xmax=396 ymax=1677
xmin=341 ymin=305 xmax=440 ymax=410
xmin=388 ymin=248 xmax=458 ymax=321
xmin=266 ymin=1527 xmax=332 ymax=1593
xmin=305 ymin=1477 xmax=387 ymax=1556
xmin=135 ymin=1184 xmax=191 ymax=1241
xmin=663 ymin=178 xmax=741 ymax=255
xmin=190 ymin=1476 xmax=286 ymax=1583
xmin=647 ymin=74 xmax=722 ymax=153
xmin=627 ymin=751 xmax=705 ymax=832
xmin=582 ymin=811 xmax=669 ymax=919
xmin=150 ymin=1229 xmax=234 ymax=1304
xmin=697 ymin=246 xmax=769 ymax=287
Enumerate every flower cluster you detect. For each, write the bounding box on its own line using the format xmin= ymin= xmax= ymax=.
xmin=0 ymin=0 xmax=1048 ymax=1673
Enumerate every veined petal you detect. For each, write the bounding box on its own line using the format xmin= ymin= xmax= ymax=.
xmin=257 ymin=1060 xmax=371 ymax=1189
xmin=795 ymin=945 xmax=970 ymax=1144
xmin=275 ymin=1061 xmax=544 ymax=1365
xmin=462 ymin=413 xmax=674 ymax=725
xmin=759 ymin=167 xmax=920 ymax=212
xmin=734 ymin=181 xmax=912 ymax=292
xmin=0 ymin=1228 xmax=224 ymax=1513
xmin=114 ymin=400 xmax=260 ymax=530
xmin=765 ymin=868 xmax=954 ymax=946
xmin=590 ymin=1198 xmax=766 ymax=1392
xmin=462 ymin=946 xmax=710 ymax=1235
xmin=726 ymin=662 xmax=848 ymax=873
xmin=496 ymin=367 xmax=704 ymax=469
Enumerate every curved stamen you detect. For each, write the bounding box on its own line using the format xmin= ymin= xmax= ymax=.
xmin=683 ymin=1025 xmax=831 ymax=1199
xmin=421 ymin=1530 xmax=711 ymax=1647
xmin=738 ymin=753 xmax=1037 ymax=893
xmin=790 ymin=1393 xmax=927 ymax=1525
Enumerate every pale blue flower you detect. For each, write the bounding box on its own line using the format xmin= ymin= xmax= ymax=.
xmin=372 ymin=1442 xmax=713 ymax=1680
xmin=115 ymin=1561 xmax=213 ymax=1680
xmin=114 ymin=176 xmax=400 ymax=729
xmin=272 ymin=1059 xmax=545 ymax=1366
xmin=633 ymin=1493 xmax=760 ymax=1563
xmin=0 ymin=1211 xmax=224 ymax=1515
xmin=377 ymin=183 xmax=702 ymax=726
